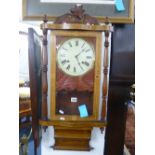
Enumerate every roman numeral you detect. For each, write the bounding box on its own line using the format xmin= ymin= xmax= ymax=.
xmin=82 ymin=61 xmax=90 ymax=67
xmin=61 ymin=54 xmax=66 ymax=57
xmin=68 ymin=42 xmax=72 ymax=47
xmin=85 ymin=49 xmax=91 ymax=53
xmin=73 ymin=67 xmax=76 ymax=72
xmin=62 ymin=47 xmax=67 ymax=51
xmin=86 ymin=56 xmax=92 ymax=59
xmin=61 ymin=60 xmax=69 ymax=65
xmin=75 ymin=40 xmax=79 ymax=46
xmin=66 ymin=64 xmax=70 ymax=70
xmin=81 ymin=42 xmax=85 ymax=48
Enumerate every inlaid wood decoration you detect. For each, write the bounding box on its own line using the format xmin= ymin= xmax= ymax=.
xmin=37 ymin=5 xmax=113 ymax=151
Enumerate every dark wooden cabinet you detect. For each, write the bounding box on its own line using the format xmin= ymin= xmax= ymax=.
xmin=28 ymin=28 xmax=42 ymax=155
xmin=104 ymin=24 xmax=135 ymax=155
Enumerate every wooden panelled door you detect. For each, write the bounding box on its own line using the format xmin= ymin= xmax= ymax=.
xmin=28 ymin=28 xmax=42 ymax=155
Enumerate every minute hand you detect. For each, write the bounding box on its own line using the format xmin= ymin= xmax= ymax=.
xmin=75 ymin=49 xmax=85 ymax=58
xmin=75 ymin=56 xmax=84 ymax=71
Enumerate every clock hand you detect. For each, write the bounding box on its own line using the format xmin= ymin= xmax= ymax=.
xmin=75 ymin=56 xmax=84 ymax=71
xmin=75 ymin=49 xmax=85 ymax=58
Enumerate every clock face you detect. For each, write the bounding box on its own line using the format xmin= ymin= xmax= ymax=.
xmin=57 ymin=38 xmax=95 ymax=76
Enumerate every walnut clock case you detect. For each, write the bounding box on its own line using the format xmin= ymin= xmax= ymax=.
xmin=37 ymin=6 xmax=113 ymax=151
xmin=51 ymin=30 xmax=102 ymax=121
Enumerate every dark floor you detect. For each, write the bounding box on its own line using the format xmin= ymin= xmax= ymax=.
xmin=125 ymin=105 xmax=135 ymax=155
xmin=19 ymin=127 xmax=41 ymax=155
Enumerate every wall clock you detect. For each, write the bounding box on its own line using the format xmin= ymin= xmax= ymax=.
xmin=37 ymin=5 xmax=113 ymax=151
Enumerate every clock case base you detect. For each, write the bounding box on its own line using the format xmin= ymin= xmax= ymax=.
xmin=52 ymin=126 xmax=93 ymax=151
xmin=39 ymin=120 xmax=106 ymax=151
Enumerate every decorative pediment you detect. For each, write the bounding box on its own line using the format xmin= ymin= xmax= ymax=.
xmin=54 ymin=5 xmax=99 ymax=25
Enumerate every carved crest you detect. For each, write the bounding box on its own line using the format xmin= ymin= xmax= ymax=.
xmin=54 ymin=5 xmax=99 ymax=25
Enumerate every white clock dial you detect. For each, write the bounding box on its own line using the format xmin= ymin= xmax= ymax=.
xmin=57 ymin=38 xmax=95 ymax=76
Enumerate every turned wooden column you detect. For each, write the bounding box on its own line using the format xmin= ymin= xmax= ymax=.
xmin=41 ymin=15 xmax=48 ymax=121
xmin=101 ymin=18 xmax=110 ymax=121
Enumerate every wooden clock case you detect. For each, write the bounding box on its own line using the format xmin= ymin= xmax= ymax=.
xmin=30 ymin=5 xmax=113 ymax=151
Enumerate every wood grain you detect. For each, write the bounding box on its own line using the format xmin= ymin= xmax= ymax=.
xmin=40 ymin=23 xmax=113 ymax=32
xmin=39 ymin=120 xmax=106 ymax=128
